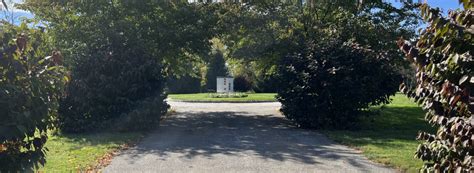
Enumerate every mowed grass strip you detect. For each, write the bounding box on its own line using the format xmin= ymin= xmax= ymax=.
xmin=323 ymin=94 xmax=435 ymax=172
xmin=37 ymin=132 xmax=142 ymax=172
xmin=168 ymin=93 xmax=277 ymax=102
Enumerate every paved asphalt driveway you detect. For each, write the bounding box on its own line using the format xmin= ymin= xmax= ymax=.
xmin=104 ymin=101 xmax=394 ymax=173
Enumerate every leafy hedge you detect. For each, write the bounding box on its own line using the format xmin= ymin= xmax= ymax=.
xmin=234 ymin=75 xmax=253 ymax=92
xmin=0 ymin=22 xmax=66 ymax=171
xmin=43 ymin=2 xmax=173 ymax=133
xmin=398 ymin=1 xmax=473 ymax=172
xmin=58 ymin=49 xmax=168 ymax=133
xmin=277 ymin=41 xmax=401 ymax=129
xmin=21 ymin=1 xmax=220 ymax=133
xmin=167 ymin=75 xmax=202 ymax=94
xmin=254 ymin=73 xmax=278 ymax=93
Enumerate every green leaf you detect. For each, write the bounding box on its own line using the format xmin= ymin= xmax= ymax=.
xmin=459 ymin=75 xmax=469 ymax=85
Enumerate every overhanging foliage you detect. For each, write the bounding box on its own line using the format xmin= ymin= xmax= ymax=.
xmin=0 ymin=22 xmax=66 ymax=172
xmin=398 ymin=1 xmax=473 ymax=171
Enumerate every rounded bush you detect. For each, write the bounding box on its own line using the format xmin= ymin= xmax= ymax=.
xmin=277 ymin=41 xmax=401 ymax=129
xmin=167 ymin=75 xmax=202 ymax=94
xmin=234 ymin=75 xmax=253 ymax=92
xmin=254 ymin=74 xmax=278 ymax=93
xmin=58 ymin=51 xmax=168 ymax=133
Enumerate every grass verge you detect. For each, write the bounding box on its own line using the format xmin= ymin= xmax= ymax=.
xmin=37 ymin=132 xmax=142 ymax=172
xmin=168 ymin=93 xmax=277 ymax=102
xmin=323 ymin=94 xmax=435 ymax=172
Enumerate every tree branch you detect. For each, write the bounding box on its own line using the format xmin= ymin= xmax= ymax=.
xmin=1 ymin=0 xmax=8 ymax=10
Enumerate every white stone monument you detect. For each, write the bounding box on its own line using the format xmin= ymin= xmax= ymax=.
xmin=216 ymin=77 xmax=234 ymax=93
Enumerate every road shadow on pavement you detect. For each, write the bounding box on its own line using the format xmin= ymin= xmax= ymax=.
xmin=117 ymin=110 xmax=380 ymax=171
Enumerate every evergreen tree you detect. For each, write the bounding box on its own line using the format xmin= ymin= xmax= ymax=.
xmin=206 ymin=50 xmax=229 ymax=91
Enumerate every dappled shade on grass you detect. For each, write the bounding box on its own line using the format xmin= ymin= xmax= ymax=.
xmin=324 ymin=94 xmax=435 ymax=172
xmin=37 ymin=132 xmax=142 ymax=172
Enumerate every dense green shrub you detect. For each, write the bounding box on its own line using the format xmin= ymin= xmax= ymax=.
xmin=57 ymin=49 xmax=168 ymax=133
xmin=0 ymin=22 xmax=66 ymax=171
xmin=254 ymin=73 xmax=278 ymax=93
xmin=49 ymin=3 xmax=172 ymax=133
xmin=167 ymin=75 xmax=202 ymax=94
xmin=398 ymin=2 xmax=473 ymax=172
xmin=22 ymin=1 xmax=219 ymax=133
xmin=113 ymin=93 xmax=169 ymax=132
xmin=277 ymin=41 xmax=401 ymax=129
xmin=234 ymin=75 xmax=253 ymax=92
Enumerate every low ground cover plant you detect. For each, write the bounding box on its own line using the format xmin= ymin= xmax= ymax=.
xmin=168 ymin=93 xmax=276 ymax=102
xmin=208 ymin=92 xmax=249 ymax=98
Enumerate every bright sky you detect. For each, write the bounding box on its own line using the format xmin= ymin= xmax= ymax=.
xmin=422 ymin=0 xmax=462 ymax=13
xmin=390 ymin=0 xmax=462 ymax=15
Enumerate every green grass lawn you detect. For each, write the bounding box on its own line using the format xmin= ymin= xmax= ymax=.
xmin=168 ymin=93 xmax=277 ymax=102
xmin=37 ymin=132 xmax=142 ymax=172
xmin=323 ymin=94 xmax=435 ymax=172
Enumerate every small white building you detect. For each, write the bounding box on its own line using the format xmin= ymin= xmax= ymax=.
xmin=216 ymin=76 xmax=234 ymax=93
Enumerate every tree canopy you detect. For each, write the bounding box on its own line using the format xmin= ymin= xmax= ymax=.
xmin=5 ymin=0 xmax=462 ymax=171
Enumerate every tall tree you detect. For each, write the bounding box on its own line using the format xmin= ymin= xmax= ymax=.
xmin=215 ymin=0 xmax=419 ymax=82
xmin=20 ymin=0 xmax=220 ymax=132
xmin=206 ymin=50 xmax=229 ymax=91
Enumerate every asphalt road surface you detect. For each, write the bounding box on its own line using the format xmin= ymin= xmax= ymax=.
xmin=104 ymin=101 xmax=394 ymax=173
